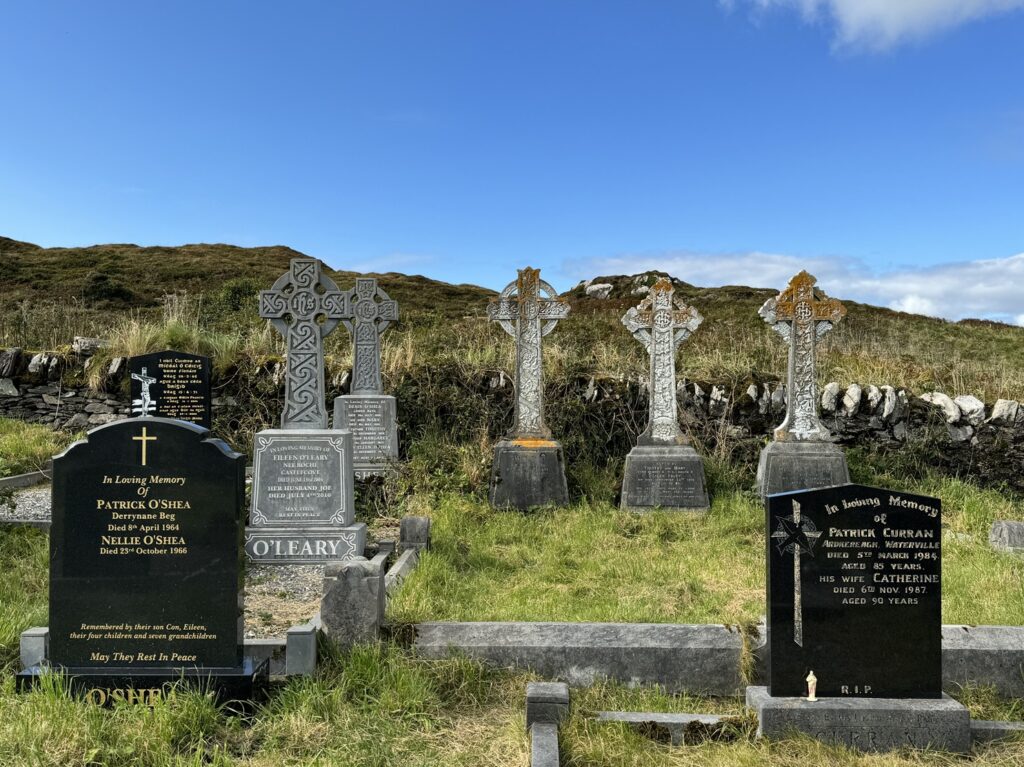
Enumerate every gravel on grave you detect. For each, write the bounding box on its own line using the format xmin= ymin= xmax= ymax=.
xmin=1 ymin=486 xmax=51 ymax=521
xmin=1 ymin=484 xmax=325 ymax=640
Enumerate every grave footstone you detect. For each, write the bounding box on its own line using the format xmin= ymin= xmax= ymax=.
xmin=619 ymin=277 xmax=708 ymax=512
xmin=246 ymin=258 xmax=366 ymax=564
xmin=331 ymin=277 xmax=400 ymax=478
xmin=128 ymin=350 xmax=212 ymax=428
xmin=487 ymin=267 xmax=570 ymax=510
xmin=747 ymin=483 xmax=970 ymax=753
xmin=16 ymin=417 xmax=266 ymax=702
xmin=756 ymin=271 xmax=850 ymax=497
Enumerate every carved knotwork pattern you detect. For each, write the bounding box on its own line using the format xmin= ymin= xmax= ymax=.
xmin=488 ymin=267 xmax=570 ymax=438
xmin=340 ymin=278 xmax=399 ymax=396
xmin=758 ymin=271 xmax=846 ymax=441
xmin=260 ymin=258 xmax=347 ymax=429
xmin=622 ymin=278 xmax=702 ymax=444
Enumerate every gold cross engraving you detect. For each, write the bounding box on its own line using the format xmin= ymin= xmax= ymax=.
xmin=132 ymin=426 xmax=157 ymax=467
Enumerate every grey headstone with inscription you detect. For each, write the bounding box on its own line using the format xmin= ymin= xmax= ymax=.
xmin=756 ymin=271 xmax=850 ymax=497
xmin=620 ymin=278 xmax=709 ymax=512
xmin=246 ymin=258 xmax=365 ymax=564
xmin=487 ymin=267 xmax=571 ymax=510
xmin=331 ymin=277 xmax=400 ymax=478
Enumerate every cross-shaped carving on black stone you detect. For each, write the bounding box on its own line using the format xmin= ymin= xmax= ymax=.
xmin=260 ymin=258 xmax=348 ymax=429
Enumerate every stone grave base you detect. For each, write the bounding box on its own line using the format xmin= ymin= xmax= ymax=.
xmin=755 ymin=440 xmax=850 ymax=497
xmin=245 ymin=523 xmax=367 ymax=564
xmin=620 ymin=444 xmax=709 ymax=512
xmin=16 ymin=657 xmax=269 ymax=705
xmin=746 ymin=686 xmax=970 ymax=753
xmin=490 ymin=439 xmax=569 ymax=510
xmin=333 ymin=394 xmax=399 ymax=479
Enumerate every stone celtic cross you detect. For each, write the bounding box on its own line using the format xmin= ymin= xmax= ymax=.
xmin=759 ymin=271 xmax=846 ymax=441
xmin=340 ymin=278 xmax=398 ymax=396
xmin=622 ymin=278 xmax=702 ymax=444
xmin=261 ymin=258 xmax=348 ymax=429
xmin=488 ymin=267 xmax=570 ymax=440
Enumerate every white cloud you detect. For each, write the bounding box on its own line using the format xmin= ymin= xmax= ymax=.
xmin=562 ymin=249 xmax=1024 ymax=324
xmin=724 ymin=0 xmax=1024 ymax=51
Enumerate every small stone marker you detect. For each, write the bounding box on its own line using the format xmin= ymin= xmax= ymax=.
xmin=17 ymin=418 xmax=266 ymax=702
xmin=619 ymin=277 xmax=709 ymax=512
xmin=332 ymin=277 xmax=400 ymax=478
xmin=747 ymin=483 xmax=970 ymax=753
xmin=487 ymin=267 xmax=571 ymax=510
xmin=756 ymin=271 xmax=850 ymax=496
xmin=247 ymin=258 xmax=365 ymax=564
xmin=128 ymin=350 xmax=212 ymax=428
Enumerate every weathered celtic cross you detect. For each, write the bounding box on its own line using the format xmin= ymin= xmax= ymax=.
xmin=260 ymin=258 xmax=348 ymax=429
xmin=759 ymin=271 xmax=846 ymax=442
xmin=340 ymin=278 xmax=398 ymax=396
xmin=488 ymin=267 xmax=570 ymax=440
xmin=622 ymin=278 xmax=702 ymax=444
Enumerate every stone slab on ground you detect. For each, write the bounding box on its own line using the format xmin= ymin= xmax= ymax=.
xmin=530 ymin=722 xmax=560 ymax=767
xmin=527 ymin=681 xmax=570 ymax=728
xmin=755 ymin=440 xmax=850 ymax=497
xmin=971 ymin=720 xmax=1024 ymax=744
xmin=415 ymin=622 xmax=744 ymax=695
xmin=942 ymin=625 xmax=1024 ymax=698
xmin=746 ymin=686 xmax=970 ymax=753
xmin=989 ymin=521 xmax=1024 ymax=553
xmin=595 ymin=711 xmax=740 ymax=745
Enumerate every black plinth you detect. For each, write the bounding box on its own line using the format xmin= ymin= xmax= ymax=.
xmin=490 ymin=439 xmax=569 ymax=510
xmin=16 ymin=657 xmax=268 ymax=705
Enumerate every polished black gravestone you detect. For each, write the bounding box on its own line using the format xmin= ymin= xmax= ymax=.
xmin=17 ymin=418 xmax=266 ymax=702
xmin=129 ymin=350 xmax=212 ymax=429
xmin=766 ymin=484 xmax=942 ymax=699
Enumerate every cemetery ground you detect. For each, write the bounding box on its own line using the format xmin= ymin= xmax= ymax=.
xmin=2 ymin=440 xmax=1024 ymax=765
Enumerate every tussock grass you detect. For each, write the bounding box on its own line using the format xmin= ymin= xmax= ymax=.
xmin=0 ymin=420 xmax=77 ymax=477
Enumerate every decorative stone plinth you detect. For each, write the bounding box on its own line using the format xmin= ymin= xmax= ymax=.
xmin=333 ymin=394 xmax=398 ymax=478
xmin=621 ymin=445 xmax=709 ymax=512
xmin=490 ymin=439 xmax=569 ymax=510
xmin=756 ymin=440 xmax=849 ymax=497
xmin=746 ymin=686 xmax=970 ymax=753
xmin=17 ymin=658 xmax=269 ymax=705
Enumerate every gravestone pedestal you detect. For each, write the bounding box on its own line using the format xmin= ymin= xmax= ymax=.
xmin=746 ymin=687 xmax=970 ymax=753
xmin=333 ymin=394 xmax=398 ymax=478
xmin=246 ymin=429 xmax=366 ymax=564
xmin=490 ymin=439 xmax=569 ymax=511
xmin=756 ymin=440 xmax=849 ymax=497
xmin=621 ymin=445 xmax=709 ymax=512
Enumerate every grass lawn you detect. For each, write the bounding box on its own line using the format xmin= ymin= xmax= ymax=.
xmin=390 ymin=476 xmax=1024 ymax=629
xmin=0 ymin=420 xmax=78 ymax=478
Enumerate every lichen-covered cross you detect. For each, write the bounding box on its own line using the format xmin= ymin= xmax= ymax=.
xmin=488 ymin=267 xmax=570 ymax=440
xmin=622 ymin=278 xmax=702 ymax=444
xmin=340 ymin=278 xmax=399 ymax=396
xmin=260 ymin=258 xmax=348 ymax=429
xmin=759 ymin=271 xmax=846 ymax=441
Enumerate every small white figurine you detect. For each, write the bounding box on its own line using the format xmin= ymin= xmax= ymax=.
xmin=806 ymin=670 xmax=818 ymax=702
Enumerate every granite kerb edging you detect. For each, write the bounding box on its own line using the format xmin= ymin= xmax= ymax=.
xmin=415 ymin=621 xmax=1024 ymax=698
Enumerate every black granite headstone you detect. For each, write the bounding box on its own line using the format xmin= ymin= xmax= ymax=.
xmin=128 ymin=351 xmax=212 ymax=429
xmin=17 ymin=417 xmax=265 ymax=701
xmin=767 ymin=484 xmax=941 ymax=699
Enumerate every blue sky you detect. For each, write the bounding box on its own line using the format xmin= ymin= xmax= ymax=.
xmin=1 ymin=1 xmax=1022 ymax=321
